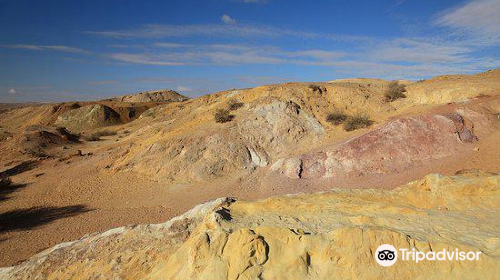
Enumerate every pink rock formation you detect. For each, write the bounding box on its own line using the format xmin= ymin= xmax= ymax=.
xmin=272 ymin=113 xmax=477 ymax=179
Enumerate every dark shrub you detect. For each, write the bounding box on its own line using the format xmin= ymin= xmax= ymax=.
xmin=227 ymin=99 xmax=244 ymax=111
xmin=384 ymin=81 xmax=406 ymax=102
xmin=344 ymin=114 xmax=373 ymax=131
xmin=308 ymin=84 xmax=326 ymax=94
xmin=214 ymin=109 xmax=234 ymax=123
xmin=326 ymin=111 xmax=348 ymax=125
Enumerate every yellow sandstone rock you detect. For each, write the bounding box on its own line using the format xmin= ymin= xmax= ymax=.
xmin=1 ymin=171 xmax=498 ymax=279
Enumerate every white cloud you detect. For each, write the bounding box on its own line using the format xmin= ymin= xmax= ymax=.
xmin=436 ymin=0 xmax=500 ymax=33
xmin=1 ymin=44 xmax=89 ymax=54
xmin=8 ymin=88 xmax=18 ymax=94
xmin=435 ymin=0 xmax=500 ymax=46
xmin=103 ymin=38 xmax=498 ymax=80
xmin=106 ymin=44 xmax=349 ymax=66
xmin=108 ymin=53 xmax=186 ymax=65
xmin=153 ymin=42 xmax=189 ymax=48
xmin=86 ymin=24 xmax=321 ymax=39
xmin=370 ymin=38 xmax=471 ymax=63
xmin=221 ymin=14 xmax=236 ymax=25
xmin=176 ymin=86 xmax=191 ymax=92
xmin=77 ymin=1 xmax=497 ymax=80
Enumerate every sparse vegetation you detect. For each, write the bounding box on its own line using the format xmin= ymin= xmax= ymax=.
xmin=84 ymin=129 xmax=117 ymax=141
xmin=344 ymin=114 xmax=374 ymax=131
xmin=227 ymin=99 xmax=244 ymax=111
xmin=308 ymin=84 xmax=327 ymax=94
xmin=214 ymin=109 xmax=234 ymax=123
xmin=308 ymin=84 xmax=320 ymax=91
xmin=384 ymin=81 xmax=406 ymax=102
xmin=326 ymin=111 xmax=348 ymax=125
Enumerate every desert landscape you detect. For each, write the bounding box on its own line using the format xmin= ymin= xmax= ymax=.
xmin=1 ymin=0 xmax=499 ymax=278
xmin=0 ymin=69 xmax=499 ymax=279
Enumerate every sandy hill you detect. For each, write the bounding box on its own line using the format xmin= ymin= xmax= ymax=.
xmin=0 ymin=69 xmax=498 ymax=274
xmin=102 ymin=70 xmax=500 ymax=186
xmin=107 ymin=89 xmax=189 ymax=103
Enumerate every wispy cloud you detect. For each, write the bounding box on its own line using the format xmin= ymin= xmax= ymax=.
xmin=87 ymin=80 xmax=120 ymax=86
xmin=104 ymin=37 xmax=497 ymax=79
xmin=152 ymin=42 xmax=190 ymax=48
xmin=106 ymin=43 xmax=348 ymax=66
xmin=370 ymin=38 xmax=471 ymax=63
xmin=436 ymin=0 xmax=500 ymax=33
xmin=176 ymin=86 xmax=191 ymax=92
xmin=86 ymin=23 xmax=365 ymax=41
xmin=435 ymin=0 xmax=500 ymax=45
xmin=108 ymin=53 xmax=186 ymax=65
xmin=88 ymin=24 xmax=270 ymax=38
xmin=1 ymin=44 xmax=89 ymax=54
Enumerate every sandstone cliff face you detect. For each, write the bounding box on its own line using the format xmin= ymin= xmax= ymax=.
xmin=1 ymin=172 xmax=498 ymax=279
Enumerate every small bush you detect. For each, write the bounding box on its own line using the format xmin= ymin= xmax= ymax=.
xmin=308 ymin=84 xmax=320 ymax=91
xmin=308 ymin=84 xmax=326 ymax=94
xmin=384 ymin=81 xmax=406 ymax=102
xmin=227 ymin=99 xmax=244 ymax=111
xmin=326 ymin=111 xmax=348 ymax=125
xmin=344 ymin=114 xmax=373 ymax=131
xmin=214 ymin=109 xmax=234 ymax=123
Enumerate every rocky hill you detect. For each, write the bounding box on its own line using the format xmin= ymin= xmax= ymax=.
xmin=108 ymin=89 xmax=189 ymax=103
xmin=1 ymin=171 xmax=498 ymax=279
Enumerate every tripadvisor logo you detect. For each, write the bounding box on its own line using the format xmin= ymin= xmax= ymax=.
xmin=374 ymin=244 xmax=482 ymax=267
xmin=375 ymin=244 xmax=398 ymax=267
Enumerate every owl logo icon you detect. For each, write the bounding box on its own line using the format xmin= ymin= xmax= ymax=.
xmin=375 ymin=244 xmax=398 ymax=266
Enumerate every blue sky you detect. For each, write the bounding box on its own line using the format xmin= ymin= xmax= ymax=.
xmin=0 ymin=0 xmax=499 ymax=102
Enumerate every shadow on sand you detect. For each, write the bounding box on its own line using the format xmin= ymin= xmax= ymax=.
xmin=0 ymin=177 xmax=28 ymax=203
xmin=0 ymin=160 xmax=41 ymax=178
xmin=0 ymin=205 xmax=92 ymax=233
